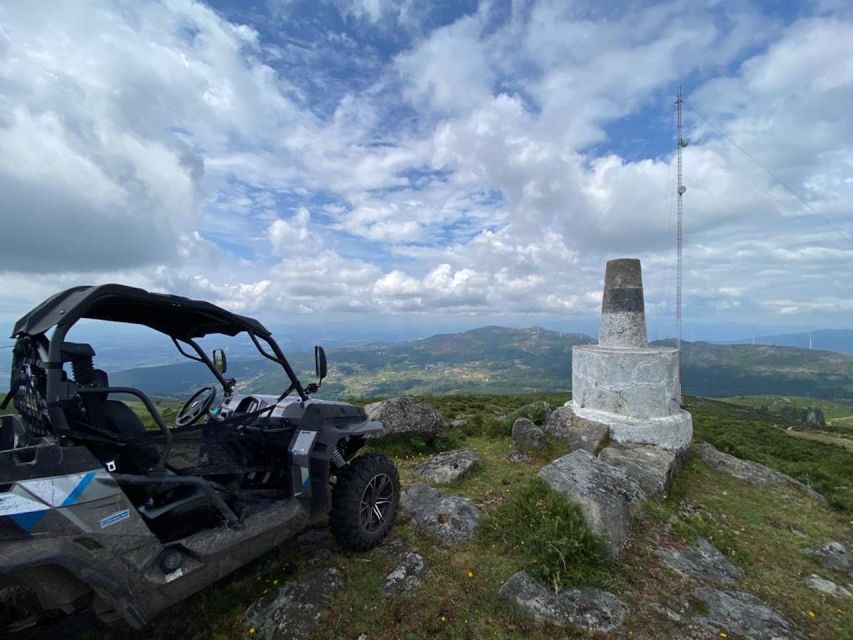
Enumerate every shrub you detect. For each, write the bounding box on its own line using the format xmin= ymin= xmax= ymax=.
xmin=480 ymin=478 xmax=609 ymax=590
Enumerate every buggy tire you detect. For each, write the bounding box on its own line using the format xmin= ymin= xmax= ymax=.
xmin=330 ymin=453 xmax=399 ymax=551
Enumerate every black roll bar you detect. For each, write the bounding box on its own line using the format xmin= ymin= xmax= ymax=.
xmin=78 ymin=387 xmax=173 ymax=471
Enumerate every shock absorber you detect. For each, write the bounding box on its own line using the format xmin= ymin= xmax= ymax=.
xmin=330 ymin=445 xmax=346 ymax=468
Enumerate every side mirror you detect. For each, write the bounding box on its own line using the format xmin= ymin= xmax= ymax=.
xmin=314 ymin=345 xmax=327 ymax=381
xmin=212 ymin=349 xmax=227 ymax=374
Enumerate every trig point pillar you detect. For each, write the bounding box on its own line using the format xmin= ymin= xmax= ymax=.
xmin=570 ymin=258 xmax=692 ymax=452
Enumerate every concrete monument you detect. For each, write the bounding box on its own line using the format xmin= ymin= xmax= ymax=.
xmin=569 ymin=259 xmax=692 ymax=452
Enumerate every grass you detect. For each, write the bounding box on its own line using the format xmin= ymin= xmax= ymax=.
xmin=722 ymin=394 xmax=853 ymax=427
xmin=686 ymin=396 xmax=853 ymax=511
xmin=480 ymin=478 xmax=610 ymax=590
xmin=4 ymin=392 xmax=852 ymax=639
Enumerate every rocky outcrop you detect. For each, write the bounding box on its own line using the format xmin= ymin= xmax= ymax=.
xmin=803 ymin=541 xmax=852 ymax=575
xmin=656 ymin=537 xmax=744 ymax=584
xmin=692 ymin=587 xmax=805 ymax=640
xmin=544 ymin=405 xmax=608 ymax=453
xmin=413 ymin=448 xmax=479 ymax=484
xmin=245 ymin=567 xmax=344 ymax=640
xmin=538 ymin=449 xmax=644 ymax=557
xmin=400 ymin=482 xmax=480 ymax=544
xmin=598 ymin=444 xmax=678 ymax=498
xmin=804 ymin=574 xmax=851 ymax=598
xmin=364 ymin=397 xmax=447 ymax=440
xmin=696 ymin=442 xmax=826 ymax=503
xmin=499 ymin=571 xmax=627 ymax=633
xmin=511 ymin=418 xmax=547 ymax=452
xmin=383 ymin=551 xmax=426 ymax=594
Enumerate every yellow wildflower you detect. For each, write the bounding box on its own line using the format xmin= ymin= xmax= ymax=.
xmin=808 ymin=610 xmax=816 ymax=618
xmin=467 ymin=570 xmax=475 ymax=578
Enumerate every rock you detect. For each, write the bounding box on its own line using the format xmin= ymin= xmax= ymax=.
xmin=413 ymin=448 xmax=479 ymax=484
xmin=544 ymin=405 xmax=609 ymax=453
xmin=803 ymin=541 xmax=852 ymax=575
xmin=538 ymin=449 xmax=644 ymax=557
xmin=805 ymin=573 xmax=852 ymax=598
xmin=401 ymin=482 xmax=480 ymax=544
xmin=656 ymin=536 xmax=744 ymax=584
xmin=383 ymin=551 xmax=426 ymax=593
xmin=648 ymin=602 xmax=683 ymax=623
xmin=499 ymin=571 xmax=627 ymax=633
xmin=364 ymin=396 xmax=447 ymax=440
xmin=506 ymin=449 xmax=532 ymax=464
xmin=598 ymin=444 xmax=677 ymax=498
xmin=511 ymin=418 xmax=548 ymax=452
xmin=696 ymin=442 xmax=827 ymax=504
xmin=504 ymin=401 xmax=553 ymax=425
xmin=245 ymin=567 xmax=344 ymax=640
xmin=450 ymin=418 xmax=468 ymax=428
xmin=691 ymin=587 xmax=805 ymax=640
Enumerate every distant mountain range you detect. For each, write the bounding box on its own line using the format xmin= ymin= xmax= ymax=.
xmin=725 ymin=329 xmax=853 ymax=354
xmin=109 ymin=326 xmax=853 ymax=403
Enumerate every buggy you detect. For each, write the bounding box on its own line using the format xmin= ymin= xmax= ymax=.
xmin=0 ymin=285 xmax=399 ymax=628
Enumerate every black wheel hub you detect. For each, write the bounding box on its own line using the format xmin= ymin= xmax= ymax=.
xmin=358 ymin=472 xmax=393 ymax=533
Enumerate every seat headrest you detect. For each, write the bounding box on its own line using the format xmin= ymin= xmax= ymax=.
xmin=60 ymin=342 xmax=95 ymax=362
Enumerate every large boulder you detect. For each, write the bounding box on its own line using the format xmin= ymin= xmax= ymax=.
xmin=245 ymin=567 xmax=344 ymax=640
xmin=364 ymin=396 xmax=447 ymax=440
xmin=599 ymin=444 xmax=678 ymax=498
xmin=499 ymin=571 xmax=627 ymax=633
xmin=544 ymin=405 xmax=609 ymax=453
xmin=538 ymin=449 xmax=644 ymax=557
xmin=656 ymin=537 xmax=744 ymax=584
xmin=413 ymin=448 xmax=479 ymax=484
xmin=691 ymin=587 xmax=805 ymax=640
xmin=511 ymin=418 xmax=548 ymax=452
xmin=401 ymin=482 xmax=480 ymax=544
xmin=696 ymin=442 xmax=826 ymax=503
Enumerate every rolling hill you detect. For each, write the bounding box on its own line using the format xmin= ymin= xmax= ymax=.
xmin=108 ymin=326 xmax=853 ymax=402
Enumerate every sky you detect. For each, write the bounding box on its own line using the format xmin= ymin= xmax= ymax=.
xmin=0 ymin=0 xmax=851 ymax=343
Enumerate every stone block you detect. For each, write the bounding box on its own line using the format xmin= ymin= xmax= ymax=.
xmin=598 ymin=444 xmax=678 ymax=497
xmin=538 ymin=449 xmax=644 ymax=557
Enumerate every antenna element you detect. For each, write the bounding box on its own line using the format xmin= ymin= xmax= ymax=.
xmin=675 ymin=87 xmax=688 ymax=354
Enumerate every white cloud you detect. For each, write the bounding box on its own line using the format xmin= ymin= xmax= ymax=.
xmin=1 ymin=1 xmax=851 ymax=335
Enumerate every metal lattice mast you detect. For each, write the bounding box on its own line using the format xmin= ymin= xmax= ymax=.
xmin=675 ymin=87 xmax=687 ymax=354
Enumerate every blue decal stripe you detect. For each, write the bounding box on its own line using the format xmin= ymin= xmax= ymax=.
xmin=10 ymin=511 xmax=46 ymax=532
xmin=61 ymin=471 xmax=96 ymax=507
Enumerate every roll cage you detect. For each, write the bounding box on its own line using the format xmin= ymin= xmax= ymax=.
xmin=6 ymin=285 xmax=310 ymax=469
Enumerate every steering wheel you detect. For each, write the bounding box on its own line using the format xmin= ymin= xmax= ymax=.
xmin=175 ymin=386 xmax=217 ymax=427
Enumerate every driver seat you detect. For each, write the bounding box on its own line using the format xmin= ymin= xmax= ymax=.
xmin=90 ymin=369 xmax=147 ymax=440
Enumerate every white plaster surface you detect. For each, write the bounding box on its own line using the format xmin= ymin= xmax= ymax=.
xmin=599 ymin=311 xmax=647 ymax=348
xmin=572 ymin=345 xmax=682 ymax=418
xmin=569 ymin=402 xmax=693 ymax=453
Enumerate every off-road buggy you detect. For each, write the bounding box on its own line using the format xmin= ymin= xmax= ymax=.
xmin=0 ymin=284 xmax=399 ymax=629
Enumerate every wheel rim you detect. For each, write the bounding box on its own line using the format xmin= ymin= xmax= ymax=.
xmin=358 ymin=472 xmax=393 ymax=533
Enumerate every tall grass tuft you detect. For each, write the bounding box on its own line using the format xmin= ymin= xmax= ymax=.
xmin=480 ymin=478 xmax=609 ymax=590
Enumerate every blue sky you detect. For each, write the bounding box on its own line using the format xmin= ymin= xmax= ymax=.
xmin=0 ymin=0 xmax=851 ymax=342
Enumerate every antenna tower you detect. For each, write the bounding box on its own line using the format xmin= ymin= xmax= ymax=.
xmin=675 ymin=87 xmax=687 ymax=354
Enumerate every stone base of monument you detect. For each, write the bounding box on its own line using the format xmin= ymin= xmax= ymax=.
xmin=568 ymin=403 xmax=693 ymax=453
xmin=570 ymin=342 xmax=693 ymax=454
